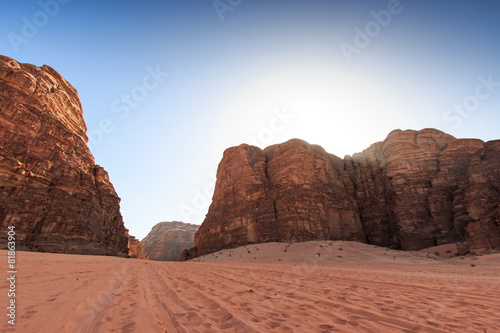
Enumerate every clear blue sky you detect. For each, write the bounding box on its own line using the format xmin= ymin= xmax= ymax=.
xmin=1 ymin=0 xmax=499 ymax=239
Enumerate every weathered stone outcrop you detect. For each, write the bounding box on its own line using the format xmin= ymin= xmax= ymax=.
xmin=458 ymin=140 xmax=500 ymax=254
xmin=128 ymin=235 xmax=148 ymax=259
xmin=0 ymin=55 xmax=128 ymax=255
xmin=195 ymin=140 xmax=365 ymax=256
xmin=344 ymin=129 xmax=487 ymax=251
xmin=194 ymin=129 xmax=500 ymax=257
xmin=142 ymin=221 xmax=199 ymax=261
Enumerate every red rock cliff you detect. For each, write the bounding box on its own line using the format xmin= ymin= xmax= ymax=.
xmin=194 ymin=129 xmax=500 ymax=256
xmin=128 ymin=234 xmax=148 ymax=259
xmin=142 ymin=221 xmax=199 ymax=261
xmin=0 ymin=55 xmax=128 ymax=255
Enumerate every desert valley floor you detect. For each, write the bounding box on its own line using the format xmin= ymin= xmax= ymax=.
xmin=1 ymin=241 xmax=499 ymax=333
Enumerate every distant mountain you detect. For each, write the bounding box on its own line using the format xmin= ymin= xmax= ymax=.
xmin=142 ymin=222 xmax=199 ymax=261
xmin=187 ymin=129 xmax=499 ymax=259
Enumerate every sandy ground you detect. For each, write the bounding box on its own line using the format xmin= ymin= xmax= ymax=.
xmin=1 ymin=241 xmax=499 ymax=333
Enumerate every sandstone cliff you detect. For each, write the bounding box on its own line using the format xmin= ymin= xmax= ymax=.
xmin=0 ymin=55 xmax=128 ymax=255
xmin=458 ymin=140 xmax=500 ymax=254
xmin=142 ymin=221 xmax=199 ymax=261
xmin=128 ymin=234 xmax=149 ymax=259
xmin=192 ymin=129 xmax=500 ymax=257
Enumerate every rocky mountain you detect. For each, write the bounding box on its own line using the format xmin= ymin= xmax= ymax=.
xmin=128 ymin=235 xmax=148 ymax=259
xmin=189 ymin=129 xmax=499 ymax=258
xmin=0 ymin=55 xmax=129 ymax=255
xmin=142 ymin=221 xmax=199 ymax=261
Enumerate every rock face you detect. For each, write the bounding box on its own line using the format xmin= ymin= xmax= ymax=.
xmin=194 ymin=129 xmax=500 ymax=256
xmin=0 ymin=55 xmax=128 ymax=255
xmin=194 ymin=140 xmax=365 ymax=257
xmin=128 ymin=235 xmax=148 ymax=259
xmin=457 ymin=140 xmax=500 ymax=254
xmin=343 ymin=129 xmax=498 ymax=252
xmin=142 ymin=222 xmax=199 ymax=261
xmin=179 ymin=246 xmax=198 ymax=262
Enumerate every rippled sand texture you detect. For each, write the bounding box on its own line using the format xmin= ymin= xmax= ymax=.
xmin=1 ymin=241 xmax=499 ymax=332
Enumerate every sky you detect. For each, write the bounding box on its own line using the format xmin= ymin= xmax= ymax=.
xmin=1 ymin=0 xmax=499 ymax=240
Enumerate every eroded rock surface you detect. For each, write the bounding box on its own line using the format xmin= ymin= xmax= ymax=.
xmin=194 ymin=129 xmax=500 ymax=256
xmin=459 ymin=140 xmax=500 ymax=254
xmin=0 ymin=55 xmax=128 ymax=255
xmin=142 ymin=221 xmax=199 ymax=261
xmin=128 ymin=235 xmax=148 ymax=259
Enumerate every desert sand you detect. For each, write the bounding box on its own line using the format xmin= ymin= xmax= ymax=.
xmin=1 ymin=241 xmax=499 ymax=333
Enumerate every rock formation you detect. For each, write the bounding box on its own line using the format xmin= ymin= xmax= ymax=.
xmin=192 ymin=129 xmax=500 ymax=257
xmin=457 ymin=140 xmax=500 ymax=254
xmin=0 ymin=55 xmax=129 ymax=255
xmin=179 ymin=246 xmax=197 ymax=261
xmin=142 ymin=221 xmax=199 ymax=261
xmin=128 ymin=234 xmax=148 ymax=259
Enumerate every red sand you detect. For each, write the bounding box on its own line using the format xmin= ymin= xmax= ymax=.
xmin=1 ymin=241 xmax=499 ymax=332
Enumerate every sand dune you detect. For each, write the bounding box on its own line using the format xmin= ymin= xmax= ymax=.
xmin=1 ymin=241 xmax=499 ymax=332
